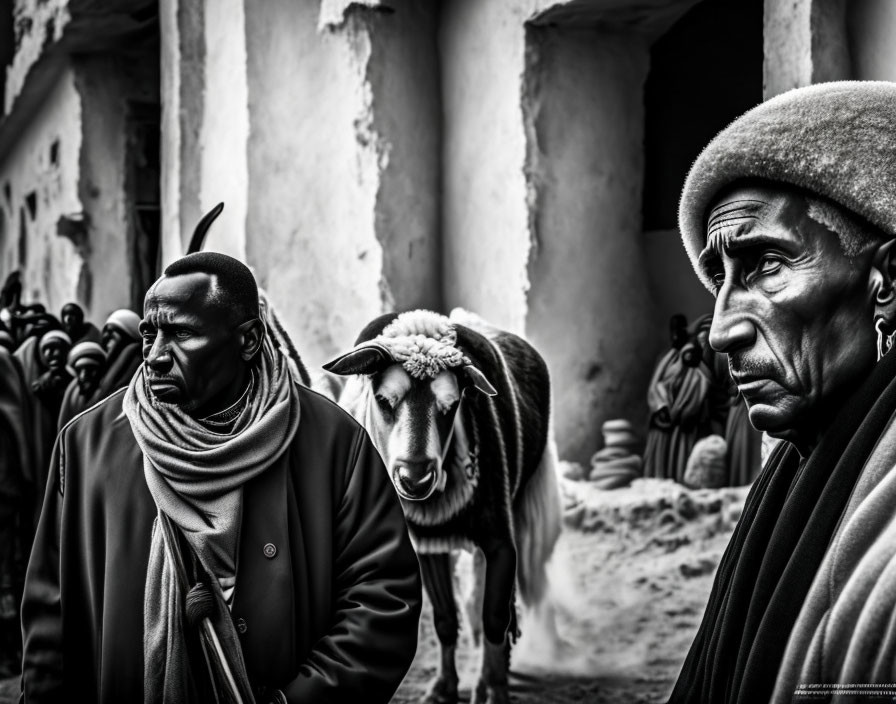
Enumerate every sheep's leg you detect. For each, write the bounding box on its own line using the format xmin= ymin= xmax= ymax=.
xmin=420 ymin=552 xmax=459 ymax=704
xmin=464 ymin=548 xmax=486 ymax=645
xmin=472 ymin=542 xmax=515 ymax=704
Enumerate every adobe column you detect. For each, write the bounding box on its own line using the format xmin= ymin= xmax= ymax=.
xmin=242 ymin=0 xmax=442 ymax=368
xmin=763 ymin=0 xmax=850 ymax=98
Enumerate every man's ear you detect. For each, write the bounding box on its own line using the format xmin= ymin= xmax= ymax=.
xmin=323 ymin=342 xmax=393 ymax=376
xmin=872 ymin=240 xmax=896 ymax=316
xmin=239 ymin=318 xmax=265 ymax=361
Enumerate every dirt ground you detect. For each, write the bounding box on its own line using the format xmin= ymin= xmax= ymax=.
xmin=391 ymin=478 xmax=749 ymax=704
xmin=0 ymin=478 xmax=748 ymax=703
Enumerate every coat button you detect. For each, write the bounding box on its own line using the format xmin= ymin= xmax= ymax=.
xmin=236 ymin=617 xmax=247 ymax=634
xmin=263 ymin=542 xmax=277 ymax=559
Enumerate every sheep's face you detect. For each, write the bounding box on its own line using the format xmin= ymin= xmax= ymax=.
xmin=362 ymin=364 xmax=461 ymax=501
xmin=325 ymin=335 xmax=497 ymax=503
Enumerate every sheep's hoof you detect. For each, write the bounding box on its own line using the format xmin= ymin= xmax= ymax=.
xmin=422 ymin=675 xmax=459 ymax=704
xmin=471 ymin=680 xmax=510 ymax=704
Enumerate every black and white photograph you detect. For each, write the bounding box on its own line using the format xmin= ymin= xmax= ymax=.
xmin=2 ymin=0 xmax=896 ymax=702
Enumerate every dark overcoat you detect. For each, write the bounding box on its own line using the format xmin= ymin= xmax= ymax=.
xmin=21 ymin=385 xmax=422 ymax=703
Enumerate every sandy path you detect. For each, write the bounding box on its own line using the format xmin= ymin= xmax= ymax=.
xmin=391 ymin=478 xmax=748 ymax=703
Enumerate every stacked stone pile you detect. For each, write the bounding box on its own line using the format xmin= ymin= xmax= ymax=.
xmin=588 ymin=419 xmax=642 ymax=489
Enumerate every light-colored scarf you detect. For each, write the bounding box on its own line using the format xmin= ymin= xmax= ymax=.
xmin=123 ymin=334 xmax=300 ymax=703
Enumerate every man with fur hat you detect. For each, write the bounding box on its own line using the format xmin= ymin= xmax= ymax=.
xmin=670 ymin=81 xmax=896 ymax=703
xmin=21 ymin=251 xmax=421 ymax=702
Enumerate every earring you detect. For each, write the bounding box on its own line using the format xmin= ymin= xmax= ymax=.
xmin=876 ymin=317 xmax=896 ymax=361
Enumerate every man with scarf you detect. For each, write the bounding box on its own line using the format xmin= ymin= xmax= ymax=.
xmin=20 ymin=251 xmax=422 ymax=703
xmin=669 ymin=81 xmax=896 ymax=703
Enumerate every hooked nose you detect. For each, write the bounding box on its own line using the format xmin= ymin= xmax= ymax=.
xmin=708 ymin=288 xmax=757 ymax=354
xmin=144 ymin=336 xmax=172 ymax=372
xmin=392 ymin=458 xmax=438 ymax=500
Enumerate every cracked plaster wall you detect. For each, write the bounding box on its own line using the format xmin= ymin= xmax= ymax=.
xmin=523 ymin=27 xmax=660 ymax=464
xmin=161 ymin=0 xmax=441 ymax=369
xmin=74 ymin=53 xmax=153 ymax=319
xmin=440 ymin=0 xmax=532 ymax=336
xmin=242 ymin=0 xmax=440 ymax=367
xmin=196 ymin=0 xmax=248 ymax=261
xmin=764 ymin=0 xmax=850 ymax=99
xmin=159 ymin=0 xmax=204 ymax=264
xmin=0 ymin=66 xmax=82 ymax=311
xmin=5 ymin=0 xmax=69 ymax=113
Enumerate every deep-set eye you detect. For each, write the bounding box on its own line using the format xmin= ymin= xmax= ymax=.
xmin=710 ymin=271 xmax=725 ymax=290
xmin=375 ymin=394 xmax=394 ymax=414
xmin=756 ymin=256 xmax=782 ymax=276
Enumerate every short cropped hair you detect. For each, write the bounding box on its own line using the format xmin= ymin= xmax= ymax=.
xmin=163 ymin=252 xmax=259 ymax=325
xmin=805 ymin=195 xmax=886 ymax=259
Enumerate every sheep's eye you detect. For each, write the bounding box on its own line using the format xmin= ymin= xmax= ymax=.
xmin=375 ymin=395 xmax=394 ymax=415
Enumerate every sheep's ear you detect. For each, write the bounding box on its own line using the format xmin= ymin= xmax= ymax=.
xmin=323 ymin=343 xmax=393 ymax=376
xmin=463 ymin=365 xmax=497 ymax=397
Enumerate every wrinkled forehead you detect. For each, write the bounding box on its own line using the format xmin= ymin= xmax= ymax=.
xmin=699 ymin=185 xmax=806 ymax=264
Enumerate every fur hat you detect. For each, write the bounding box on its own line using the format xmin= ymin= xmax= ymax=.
xmin=104 ymin=309 xmax=141 ymax=341
xmin=679 ymin=81 xmax=896 ymax=291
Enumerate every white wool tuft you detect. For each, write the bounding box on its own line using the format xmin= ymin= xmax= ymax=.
xmin=381 ymin=310 xmax=455 ymax=342
xmin=375 ymin=310 xmax=471 ymax=380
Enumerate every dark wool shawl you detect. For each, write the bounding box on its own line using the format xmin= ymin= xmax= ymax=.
xmin=669 ymin=347 xmax=896 ymax=704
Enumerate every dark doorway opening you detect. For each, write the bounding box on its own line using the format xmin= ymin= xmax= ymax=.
xmin=126 ymin=100 xmax=161 ymax=311
xmin=642 ymin=0 xmax=764 ymax=327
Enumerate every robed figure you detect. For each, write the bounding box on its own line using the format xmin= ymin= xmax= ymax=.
xmin=643 ymin=315 xmax=712 ymax=482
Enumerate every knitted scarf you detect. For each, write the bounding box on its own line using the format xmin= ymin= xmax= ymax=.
xmin=668 ymin=347 xmax=896 ymax=704
xmin=123 ymin=335 xmax=300 ymax=703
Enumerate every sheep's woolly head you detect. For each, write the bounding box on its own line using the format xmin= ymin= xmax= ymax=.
xmin=375 ymin=310 xmax=471 ymax=380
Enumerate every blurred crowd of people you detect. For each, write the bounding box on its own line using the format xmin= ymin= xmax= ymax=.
xmin=0 ymin=271 xmax=142 ymax=676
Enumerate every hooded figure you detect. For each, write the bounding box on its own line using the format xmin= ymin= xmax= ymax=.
xmin=642 ymin=314 xmax=713 ymax=481
xmin=57 ymin=342 xmax=107 ymax=429
xmin=86 ymin=309 xmax=142 ymax=406
xmin=0 ymin=346 xmax=31 ymax=677
xmin=59 ymin=302 xmax=101 ymax=346
xmin=670 ymin=81 xmax=896 ymax=704
xmin=21 ymin=331 xmax=72 ymax=522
